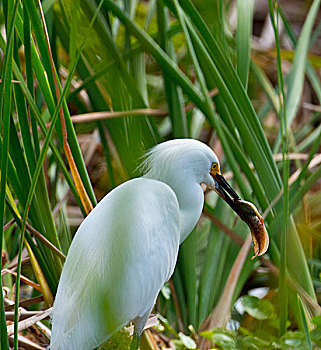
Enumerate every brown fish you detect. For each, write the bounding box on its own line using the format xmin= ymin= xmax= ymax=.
xmin=234 ymin=200 xmax=269 ymax=259
xmin=208 ymin=169 xmax=269 ymax=258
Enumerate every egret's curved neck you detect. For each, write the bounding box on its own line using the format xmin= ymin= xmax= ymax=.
xmin=171 ymin=181 xmax=204 ymax=243
xmin=144 ymin=169 xmax=204 ymax=243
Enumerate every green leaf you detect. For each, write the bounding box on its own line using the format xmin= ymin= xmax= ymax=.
xmin=206 ymin=329 xmax=237 ymax=349
xmin=241 ymin=295 xmax=277 ymax=321
xmin=178 ymin=332 xmax=196 ymax=349
xmin=279 ymin=331 xmax=307 ymax=349
xmin=239 ymin=335 xmax=271 ymax=349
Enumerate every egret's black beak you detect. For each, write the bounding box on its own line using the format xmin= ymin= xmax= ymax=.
xmin=210 ymin=173 xmax=241 ymax=214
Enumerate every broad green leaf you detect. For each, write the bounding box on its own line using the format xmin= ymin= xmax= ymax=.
xmin=241 ymin=295 xmax=277 ymax=320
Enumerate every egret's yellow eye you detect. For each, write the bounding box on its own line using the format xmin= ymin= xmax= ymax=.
xmin=210 ymin=162 xmax=220 ymax=176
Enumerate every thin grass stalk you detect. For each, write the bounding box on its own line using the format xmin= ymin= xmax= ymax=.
xmin=267 ymin=0 xmax=289 ymax=336
xmin=236 ymin=0 xmax=254 ymax=90
xmin=157 ymin=1 xmax=188 ymax=137
xmin=288 ymin=127 xmax=321 ymax=206
xmin=97 ymin=123 xmax=116 ymax=189
xmin=298 ymin=295 xmax=313 ymax=350
xmin=12 ymin=29 xmax=62 ymax=278
xmin=0 ymin=1 xmax=18 ymax=348
xmin=23 ymin=1 xmax=40 ymax=158
xmin=180 ymin=18 xmax=253 ymax=197
xmin=6 ymin=194 xmax=55 ymax=306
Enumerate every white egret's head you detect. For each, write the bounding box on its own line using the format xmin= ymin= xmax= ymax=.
xmin=141 ymin=138 xmax=241 ymax=211
xmin=141 ymin=139 xmax=219 ymax=186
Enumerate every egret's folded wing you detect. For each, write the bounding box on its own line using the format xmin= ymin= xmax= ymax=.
xmin=51 ymin=178 xmax=180 ymax=350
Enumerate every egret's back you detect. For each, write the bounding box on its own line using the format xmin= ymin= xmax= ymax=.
xmin=50 ymin=178 xmax=180 ymax=350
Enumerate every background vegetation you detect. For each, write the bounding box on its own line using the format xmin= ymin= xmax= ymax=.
xmin=0 ymin=0 xmax=321 ymax=349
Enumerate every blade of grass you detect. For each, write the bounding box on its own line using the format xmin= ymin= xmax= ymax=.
xmin=198 ymin=202 xmax=232 ymax=326
xmin=24 ymin=240 xmax=54 ymax=306
xmin=298 ymin=295 xmax=313 ymax=350
xmin=12 ymin=38 xmax=62 ymax=277
xmin=236 ymin=0 xmax=254 ymax=90
xmin=250 ymin=59 xmax=279 ymax=113
xmin=23 ymin=1 xmax=40 ymax=158
xmin=97 ymin=124 xmax=116 ymax=189
xmin=168 ymin=0 xmax=282 ymax=201
xmin=157 ymin=2 xmax=188 ymax=137
xmin=198 ymin=234 xmax=252 ymax=349
xmin=5 ymin=191 xmax=58 ymax=306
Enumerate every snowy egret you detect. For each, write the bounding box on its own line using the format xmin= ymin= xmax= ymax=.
xmin=50 ymin=138 xmax=267 ymax=350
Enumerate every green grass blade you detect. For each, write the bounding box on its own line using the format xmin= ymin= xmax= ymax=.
xmin=250 ymin=60 xmax=279 ymax=113
xmin=198 ymin=202 xmax=228 ymax=326
xmin=60 ymin=0 xmax=160 ymax=177
xmin=178 ymin=229 xmax=197 ymax=327
xmin=236 ymin=0 xmax=254 ymax=90
xmin=298 ymin=295 xmax=312 ymax=350
xmin=23 ymin=1 xmax=40 ymax=157
xmin=157 ymin=2 xmax=188 ymax=137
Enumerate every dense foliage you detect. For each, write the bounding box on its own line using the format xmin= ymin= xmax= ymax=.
xmin=0 ymin=0 xmax=320 ymax=349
